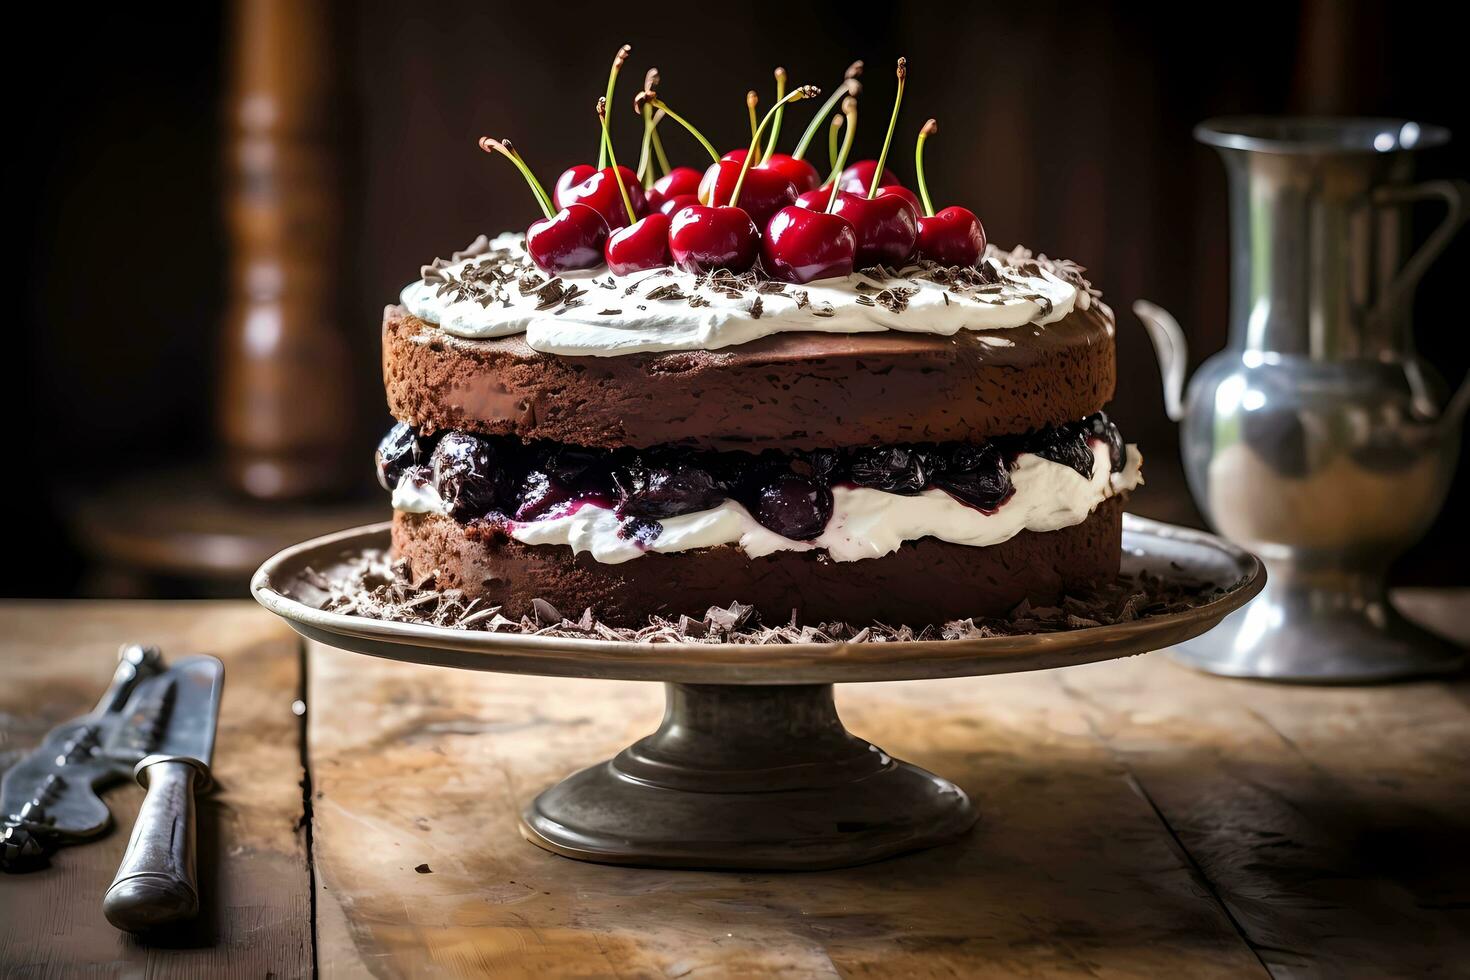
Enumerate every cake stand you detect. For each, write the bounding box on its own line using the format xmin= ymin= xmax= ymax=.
xmin=252 ymin=515 xmax=1262 ymax=871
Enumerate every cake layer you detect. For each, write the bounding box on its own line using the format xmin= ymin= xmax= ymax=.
xmin=392 ymin=497 xmax=1125 ymax=626
xmin=383 ymin=303 xmax=1116 ymax=451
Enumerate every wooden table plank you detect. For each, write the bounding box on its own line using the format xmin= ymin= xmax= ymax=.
xmin=0 ymin=601 xmax=312 ymax=980
xmin=307 ymin=642 xmax=1264 ymax=979
xmin=1058 ymin=648 xmax=1470 ymax=977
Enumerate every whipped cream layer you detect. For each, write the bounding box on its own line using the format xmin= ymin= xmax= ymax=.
xmin=400 ymin=233 xmax=1106 ymax=357
xmin=394 ymin=443 xmax=1142 ymax=564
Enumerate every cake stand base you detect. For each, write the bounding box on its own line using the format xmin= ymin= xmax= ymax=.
xmin=520 ymin=683 xmax=976 ymax=870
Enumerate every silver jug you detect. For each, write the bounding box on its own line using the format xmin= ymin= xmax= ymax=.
xmin=1136 ymin=117 xmax=1469 ymax=682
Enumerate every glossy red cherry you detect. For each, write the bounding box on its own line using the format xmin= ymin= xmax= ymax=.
xmin=668 ymin=205 xmax=758 ymax=273
xmin=553 ymin=164 xmax=597 ymax=209
xmin=526 ymin=203 xmax=610 ymax=273
xmin=720 ymin=148 xmax=749 ymax=164
xmin=559 ymin=167 xmax=646 ymax=230
xmin=761 ymin=206 xmax=856 ymax=283
xmin=657 ymin=193 xmax=701 ymax=216
xmin=874 ymin=184 xmax=922 ymax=212
xmin=758 ymin=153 xmax=822 ymax=193
xmin=794 ymin=186 xmax=831 ymax=211
xmin=698 ymin=159 xmax=798 ymax=230
xmin=605 ymin=212 xmax=673 ymax=275
xmin=829 ymin=190 xmax=919 ymax=267
xmin=838 ymin=159 xmax=901 ymax=195
xmin=647 ymin=166 xmax=704 ymax=209
xmin=917 ymin=206 xmax=986 ymax=267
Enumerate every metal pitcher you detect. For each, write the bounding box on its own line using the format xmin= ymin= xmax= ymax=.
xmin=1136 ymin=117 xmax=1469 ymax=682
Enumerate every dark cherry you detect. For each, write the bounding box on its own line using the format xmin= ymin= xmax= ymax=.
xmin=430 ymin=432 xmax=508 ymax=521
xmin=829 ymin=190 xmax=920 ymax=267
xmin=720 ymin=148 xmax=749 ymax=164
xmin=697 ymin=158 xmax=798 ymax=230
xmin=647 ymin=166 xmax=704 ymax=209
xmin=847 ymin=446 xmax=926 ymax=495
xmin=558 ymin=166 xmax=647 ymax=230
xmin=514 ymin=469 xmax=573 ymax=521
xmin=757 ymin=153 xmax=822 ymax=193
xmin=761 ymin=206 xmax=856 ymax=283
xmin=668 ymin=205 xmax=759 ymax=273
xmin=751 ymin=474 xmax=833 ymax=540
xmin=838 ymin=159 xmax=900 ymax=194
xmin=540 ymin=445 xmax=604 ymax=486
xmin=1085 ymin=412 xmax=1125 ymax=473
xmin=617 ymin=460 xmax=726 ymax=519
xmin=656 ymin=193 xmax=701 ymax=217
xmin=525 ymin=203 xmax=610 ymax=273
xmin=375 ymin=421 xmax=429 ymax=491
xmin=873 ymin=184 xmax=922 ymax=212
xmin=1029 ymin=426 xmax=1095 ymax=479
xmin=917 ymin=206 xmax=987 ymax=267
xmin=553 ymin=164 xmax=596 ymax=209
xmin=605 ymin=213 xmax=673 ymax=275
xmin=932 ymin=443 xmax=1012 ymax=511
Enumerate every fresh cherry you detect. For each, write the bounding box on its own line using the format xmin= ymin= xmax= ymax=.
xmin=874 ymin=184 xmax=922 ymax=212
xmin=794 ymin=186 xmax=832 ymax=211
xmin=553 ymin=165 xmax=597 ymax=209
xmin=911 ymin=119 xmax=987 ymax=266
xmin=647 ymin=166 xmax=703 ymax=209
xmin=559 ymin=167 xmax=646 ymax=230
xmin=917 ymin=207 xmax=986 ymax=267
xmin=761 ymin=206 xmax=856 ymax=283
xmin=668 ymin=205 xmax=758 ymax=273
xmin=758 ymin=152 xmax=822 ymax=193
xmin=657 ymin=193 xmax=701 ymax=217
xmin=605 ymin=212 xmax=672 ymax=275
xmin=830 ymin=190 xmax=919 ymax=267
xmin=698 ymin=159 xmax=797 ymax=230
xmin=839 ymin=159 xmax=900 ymax=194
xmin=526 ymin=203 xmax=610 ymax=273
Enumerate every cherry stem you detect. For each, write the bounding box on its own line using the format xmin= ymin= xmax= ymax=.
xmin=746 ymin=91 xmax=760 ymax=165
xmin=867 ymin=57 xmax=906 ymax=199
xmin=650 ymin=113 xmax=672 ymax=176
xmin=792 ymin=61 xmax=862 ymax=161
xmin=828 ymin=114 xmax=843 ymax=171
xmin=915 ymin=118 xmax=938 ymax=217
xmin=824 ymin=97 xmax=859 ymax=214
xmin=597 ymin=44 xmax=632 ymax=170
xmin=729 ymin=85 xmax=819 ymax=211
xmin=766 ymin=67 xmax=788 ymax=157
xmin=478 ymin=137 xmax=553 ymax=220
xmin=637 ymin=104 xmax=656 ymax=186
xmin=641 ymin=95 xmax=720 ymax=164
xmin=596 ymin=98 xmax=637 ymax=225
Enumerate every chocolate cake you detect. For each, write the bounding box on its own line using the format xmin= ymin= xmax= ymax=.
xmin=373 ymin=54 xmax=1143 ymax=628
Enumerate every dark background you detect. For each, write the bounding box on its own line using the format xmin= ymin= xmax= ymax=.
xmin=12 ymin=0 xmax=1469 ymax=597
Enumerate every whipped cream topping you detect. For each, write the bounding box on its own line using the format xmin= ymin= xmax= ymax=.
xmin=393 ymin=443 xmax=1142 ymax=564
xmin=400 ymin=233 xmax=1107 ymax=357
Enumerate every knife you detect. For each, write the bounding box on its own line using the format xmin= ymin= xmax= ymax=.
xmin=102 ymin=654 xmax=223 ymax=932
xmin=1 ymin=643 xmax=164 ymax=870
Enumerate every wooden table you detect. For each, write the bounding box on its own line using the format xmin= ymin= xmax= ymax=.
xmin=2 ymin=596 xmax=1466 ymax=978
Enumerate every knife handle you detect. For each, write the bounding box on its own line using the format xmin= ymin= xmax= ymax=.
xmin=103 ymin=755 xmax=210 ymax=932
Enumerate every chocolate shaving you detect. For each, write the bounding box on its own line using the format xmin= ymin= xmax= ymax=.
xmin=645 ymin=283 xmax=687 ymax=301
xmin=298 ymin=552 xmax=1233 ymax=645
xmin=749 ymin=295 xmax=764 ymax=319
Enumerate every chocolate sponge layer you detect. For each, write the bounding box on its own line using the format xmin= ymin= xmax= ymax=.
xmin=391 ymin=497 xmax=1124 ymax=627
xmin=383 ymin=304 xmax=1116 ymax=452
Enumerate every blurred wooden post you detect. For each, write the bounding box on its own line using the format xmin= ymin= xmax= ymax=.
xmin=220 ymin=0 xmax=353 ymax=500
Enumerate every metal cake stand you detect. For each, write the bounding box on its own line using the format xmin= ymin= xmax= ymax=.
xmin=251 ymin=515 xmax=1263 ymax=871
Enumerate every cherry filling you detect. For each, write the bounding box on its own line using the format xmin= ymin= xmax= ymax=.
xmin=377 ymin=414 xmax=1128 ymax=544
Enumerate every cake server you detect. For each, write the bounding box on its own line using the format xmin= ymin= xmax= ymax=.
xmin=102 ymin=653 xmax=223 ymax=932
xmin=0 ymin=643 xmax=164 ymax=870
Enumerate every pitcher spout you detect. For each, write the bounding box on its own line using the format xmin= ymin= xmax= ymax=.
xmin=1133 ymin=301 xmax=1188 ymax=423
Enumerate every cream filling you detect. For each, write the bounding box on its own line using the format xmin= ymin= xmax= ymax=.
xmin=400 ymin=233 xmax=1095 ymax=357
xmin=393 ymin=444 xmax=1142 ymax=565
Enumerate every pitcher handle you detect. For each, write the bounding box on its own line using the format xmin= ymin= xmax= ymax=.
xmin=1373 ymin=179 xmax=1470 ymax=424
xmin=1132 ymin=300 xmax=1189 ymax=422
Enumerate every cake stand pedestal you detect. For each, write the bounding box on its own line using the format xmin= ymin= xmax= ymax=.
xmin=253 ymin=515 xmax=1263 ymax=871
xmin=522 ymin=682 xmax=973 ymax=869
